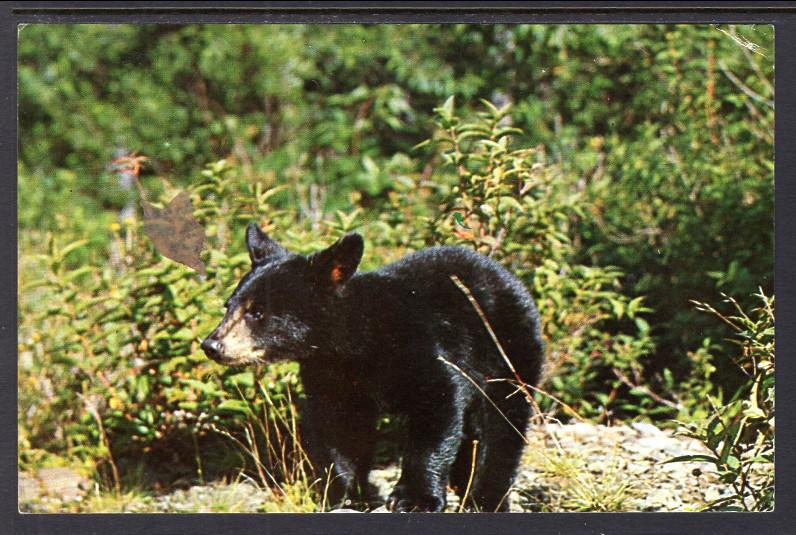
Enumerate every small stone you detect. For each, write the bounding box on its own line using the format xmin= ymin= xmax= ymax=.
xmin=37 ymin=467 xmax=88 ymax=501
xmin=624 ymin=436 xmax=682 ymax=461
xmin=18 ymin=473 xmax=40 ymax=503
xmin=568 ymin=422 xmax=598 ymax=438
xmin=630 ymin=422 xmax=665 ymax=436
xmin=370 ymin=505 xmax=391 ymax=513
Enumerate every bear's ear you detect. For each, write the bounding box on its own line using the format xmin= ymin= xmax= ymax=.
xmin=246 ymin=223 xmax=286 ymax=265
xmin=309 ymin=233 xmax=364 ymax=287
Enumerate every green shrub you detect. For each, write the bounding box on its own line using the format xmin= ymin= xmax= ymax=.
xmin=18 ymin=161 xmax=320 ymax=489
xmin=19 ymin=24 xmax=774 ymax=403
xmin=667 ymin=291 xmax=774 ymax=511
xmin=572 ymin=25 xmax=774 ymax=392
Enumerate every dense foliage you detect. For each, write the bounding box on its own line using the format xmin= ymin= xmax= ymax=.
xmin=668 ymin=292 xmax=774 ymax=511
xmin=18 ymin=24 xmax=773 ymax=508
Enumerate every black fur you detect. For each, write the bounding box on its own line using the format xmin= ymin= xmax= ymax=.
xmin=203 ymin=225 xmax=545 ymax=512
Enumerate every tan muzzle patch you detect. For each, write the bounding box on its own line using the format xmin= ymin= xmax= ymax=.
xmin=214 ymin=306 xmax=264 ymax=365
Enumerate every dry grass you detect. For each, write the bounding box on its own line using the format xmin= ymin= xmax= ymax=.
xmin=520 ymin=438 xmax=640 ymax=512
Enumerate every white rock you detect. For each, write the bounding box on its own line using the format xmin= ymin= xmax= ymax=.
xmin=630 ymin=422 xmax=666 ymax=436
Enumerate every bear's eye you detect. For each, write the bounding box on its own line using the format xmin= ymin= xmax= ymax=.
xmin=246 ymin=308 xmax=265 ymax=321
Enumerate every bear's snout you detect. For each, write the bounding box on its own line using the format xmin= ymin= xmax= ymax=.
xmin=201 ymin=337 xmax=224 ymax=362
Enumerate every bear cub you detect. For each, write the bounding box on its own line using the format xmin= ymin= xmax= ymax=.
xmin=202 ymin=224 xmax=545 ymax=512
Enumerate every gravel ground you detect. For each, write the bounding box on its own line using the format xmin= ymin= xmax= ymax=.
xmin=19 ymin=421 xmax=740 ymax=513
xmin=511 ymin=421 xmax=733 ymax=512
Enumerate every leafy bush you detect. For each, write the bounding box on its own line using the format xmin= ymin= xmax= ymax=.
xmin=19 ymin=24 xmax=773 ymax=401
xmin=18 ymin=161 xmax=320 ymax=490
xmin=667 ymin=291 xmax=774 ymax=511
xmin=570 ymin=25 xmax=774 ymax=392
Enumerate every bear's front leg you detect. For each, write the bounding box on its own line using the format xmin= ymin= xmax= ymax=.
xmin=302 ymin=393 xmax=378 ymax=509
xmin=388 ymin=394 xmax=465 ymax=512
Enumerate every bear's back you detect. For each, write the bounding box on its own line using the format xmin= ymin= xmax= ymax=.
xmin=374 ymin=245 xmax=533 ymax=309
xmin=362 ymin=245 xmax=543 ymax=384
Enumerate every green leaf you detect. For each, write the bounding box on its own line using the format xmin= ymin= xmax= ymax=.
xmin=411 ymin=139 xmax=432 ymax=152
xmin=706 ymin=416 xmax=723 ymax=450
xmin=663 ymin=454 xmax=719 ymax=465
xmin=719 ymin=421 xmax=743 ymax=465
xmin=437 ymin=95 xmax=455 ymax=121
xmin=726 ymin=455 xmax=741 ymax=470
xmin=59 ymin=239 xmax=89 ymax=259
xmin=227 ymin=372 xmax=255 ymax=388
xmin=64 ymin=265 xmax=95 ymax=282
xmin=634 ymin=317 xmax=650 ymax=334
xmin=663 ymin=368 xmax=674 ymax=386
xmin=215 ymin=399 xmax=250 ymax=414
xmin=479 ymin=98 xmax=500 ymax=117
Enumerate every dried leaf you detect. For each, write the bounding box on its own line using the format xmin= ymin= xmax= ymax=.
xmin=453 ymin=228 xmax=475 ymax=241
xmin=141 ymin=191 xmax=206 ymax=275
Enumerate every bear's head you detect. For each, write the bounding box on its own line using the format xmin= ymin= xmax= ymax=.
xmin=201 ymin=224 xmax=363 ymax=366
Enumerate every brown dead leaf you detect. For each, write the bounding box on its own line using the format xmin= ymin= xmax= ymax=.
xmin=453 ymin=228 xmax=476 ymax=241
xmin=141 ymin=191 xmax=206 ymax=275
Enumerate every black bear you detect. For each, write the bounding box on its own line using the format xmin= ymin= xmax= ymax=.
xmin=202 ymin=224 xmax=545 ymax=512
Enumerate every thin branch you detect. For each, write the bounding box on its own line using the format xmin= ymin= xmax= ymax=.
xmin=458 ymin=439 xmax=479 ymax=513
xmin=715 ymin=25 xmax=767 ymax=57
xmin=438 ymin=356 xmax=529 ymax=445
xmin=612 ymin=368 xmax=682 ymax=411
xmin=488 ymin=377 xmax=586 ymax=423
xmin=449 ymin=274 xmax=535 ymax=405
xmin=718 ymin=60 xmax=774 ymax=109
xmin=731 ymin=25 xmax=774 ymax=94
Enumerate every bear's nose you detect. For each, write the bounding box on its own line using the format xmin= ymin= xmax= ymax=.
xmin=201 ymin=337 xmax=223 ymax=361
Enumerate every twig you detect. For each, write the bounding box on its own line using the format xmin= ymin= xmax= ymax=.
xmin=320 ymin=464 xmax=334 ymax=512
xmin=437 ymin=356 xmax=529 ymax=445
xmin=79 ymin=394 xmax=120 ymax=494
xmin=714 ymin=25 xmax=767 ymax=57
xmin=718 ymin=60 xmax=774 ymax=109
xmin=449 ymin=274 xmax=535 ymax=405
xmin=488 ymin=378 xmax=585 ymax=423
xmin=612 ymin=368 xmax=682 ymax=411
xmin=729 ymin=25 xmax=774 ymax=94
xmin=192 ymin=431 xmax=205 ymax=485
xmin=458 ymin=439 xmax=479 ymax=513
